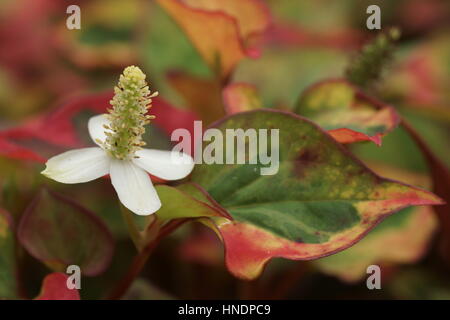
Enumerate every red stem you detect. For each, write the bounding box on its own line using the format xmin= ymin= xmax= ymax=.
xmin=106 ymin=219 xmax=188 ymax=300
xmin=401 ymin=119 xmax=450 ymax=263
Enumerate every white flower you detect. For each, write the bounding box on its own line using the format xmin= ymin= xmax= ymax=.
xmin=42 ymin=66 xmax=194 ymax=216
xmin=42 ymin=114 xmax=194 ymax=215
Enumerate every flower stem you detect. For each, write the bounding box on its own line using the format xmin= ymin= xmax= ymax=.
xmin=106 ymin=218 xmax=188 ymax=300
xmin=119 ymin=203 xmax=144 ymax=251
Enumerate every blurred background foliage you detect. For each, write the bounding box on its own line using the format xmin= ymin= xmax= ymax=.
xmin=0 ymin=0 xmax=449 ymax=299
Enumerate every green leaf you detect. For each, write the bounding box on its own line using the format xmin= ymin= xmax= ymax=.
xmin=120 ymin=184 xmax=230 ymax=252
xmin=294 ymin=79 xmax=400 ymax=145
xmin=155 ymin=184 xmax=231 ymax=221
xmin=0 ymin=208 xmax=19 ymax=299
xmin=18 ymin=189 xmax=114 ymax=276
xmin=314 ymin=206 xmax=437 ymax=282
xmin=190 ymin=109 xmax=442 ymax=279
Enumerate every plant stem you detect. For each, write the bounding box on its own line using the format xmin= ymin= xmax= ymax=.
xmin=401 ymin=119 xmax=450 ymax=264
xmin=119 ymin=203 xmax=144 ymax=251
xmin=106 ymin=218 xmax=189 ymax=300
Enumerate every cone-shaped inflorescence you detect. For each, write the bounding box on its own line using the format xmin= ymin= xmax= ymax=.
xmin=346 ymin=28 xmax=401 ymax=89
xmin=102 ymin=66 xmax=158 ymax=160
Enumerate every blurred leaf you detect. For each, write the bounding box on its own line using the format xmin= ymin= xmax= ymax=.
xmin=143 ymin=0 xmax=211 ymax=105
xmin=22 ymin=92 xmax=113 ymax=148
xmin=181 ymin=0 xmax=271 ymax=41
xmin=18 ymin=189 xmax=114 ymax=276
xmin=264 ymin=23 xmax=362 ymax=50
xmin=190 ymin=109 xmax=442 ymax=279
xmin=401 ymin=120 xmax=450 ymax=265
xmin=0 ymin=92 xmax=198 ymax=162
xmin=0 ymin=208 xmax=19 ymax=299
xmin=123 ymin=278 xmax=174 ymax=300
xmin=0 ymin=92 xmax=112 ymax=163
xmin=54 ymin=0 xmax=139 ymax=69
xmin=234 ymin=48 xmax=348 ymax=108
xmin=156 ymin=0 xmax=270 ymax=79
xmin=294 ymin=79 xmax=400 ymax=145
xmin=0 ymin=133 xmax=46 ymax=163
xmin=315 ymin=206 xmax=436 ymax=282
xmin=388 ymin=269 xmax=450 ymax=300
xmin=0 ymin=0 xmax=86 ymax=98
xmin=167 ymin=71 xmax=224 ymax=125
xmin=263 ymin=0 xmax=364 ymax=51
xmin=34 ymin=273 xmax=80 ymax=300
xmin=399 ymin=110 xmax=450 ymax=168
xmin=223 ymin=83 xmax=262 ymax=114
xmin=352 ymin=125 xmax=427 ymax=173
xmin=382 ymin=34 xmax=450 ymax=108
xmin=178 ymin=227 xmax=223 ymax=266
xmin=266 ymin=0 xmax=352 ymax=31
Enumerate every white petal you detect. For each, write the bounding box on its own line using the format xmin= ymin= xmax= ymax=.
xmin=133 ymin=149 xmax=194 ymax=181
xmin=88 ymin=114 xmax=111 ymax=147
xmin=110 ymin=160 xmax=161 ymax=216
xmin=42 ymin=147 xmax=110 ymax=184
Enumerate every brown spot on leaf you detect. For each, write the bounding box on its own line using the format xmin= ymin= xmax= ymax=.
xmin=293 ymin=149 xmax=320 ymax=178
xmin=294 ymin=237 xmax=304 ymax=243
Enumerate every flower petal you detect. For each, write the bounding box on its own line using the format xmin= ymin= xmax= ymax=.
xmin=42 ymin=147 xmax=110 ymax=184
xmin=133 ymin=149 xmax=194 ymax=181
xmin=109 ymin=160 xmax=161 ymax=215
xmin=88 ymin=114 xmax=111 ymax=147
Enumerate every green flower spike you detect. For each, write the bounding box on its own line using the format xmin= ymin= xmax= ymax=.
xmin=103 ymin=66 xmax=159 ymax=160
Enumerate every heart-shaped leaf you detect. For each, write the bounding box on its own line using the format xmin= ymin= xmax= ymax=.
xmin=294 ymin=79 xmax=400 ymax=145
xmin=313 ymin=163 xmax=438 ymax=282
xmin=223 ymin=83 xmax=262 ymax=114
xmin=156 ymin=0 xmax=270 ymax=79
xmin=314 ymin=206 xmax=437 ymax=282
xmin=190 ymin=109 xmax=442 ymax=279
xmin=35 ymin=273 xmax=80 ymax=300
xmin=18 ymin=189 xmax=114 ymax=276
xmin=0 ymin=208 xmax=19 ymax=299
